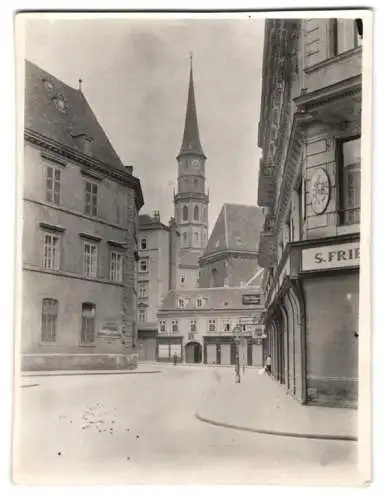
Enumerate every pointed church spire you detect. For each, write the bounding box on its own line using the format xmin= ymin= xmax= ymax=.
xmin=178 ymin=53 xmax=206 ymax=158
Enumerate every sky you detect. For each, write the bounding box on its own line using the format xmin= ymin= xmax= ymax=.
xmin=23 ymin=15 xmax=264 ymax=232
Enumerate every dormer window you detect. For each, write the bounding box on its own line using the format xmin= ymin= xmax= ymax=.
xmin=72 ymin=133 xmax=94 ymax=156
xmin=54 ymin=95 xmax=67 ymax=113
xmin=43 ymin=78 xmax=55 ymax=93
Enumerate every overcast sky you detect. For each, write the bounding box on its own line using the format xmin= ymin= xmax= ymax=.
xmin=24 ymin=16 xmax=264 ymax=231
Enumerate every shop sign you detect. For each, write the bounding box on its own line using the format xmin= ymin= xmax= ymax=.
xmin=242 ymin=294 xmax=261 ymax=305
xmin=302 ymin=242 xmax=360 ymax=272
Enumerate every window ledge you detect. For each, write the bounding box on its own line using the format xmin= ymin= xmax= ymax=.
xmin=304 ymin=46 xmax=362 ymax=74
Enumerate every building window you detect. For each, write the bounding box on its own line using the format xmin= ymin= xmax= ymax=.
xmin=223 ymin=319 xmax=232 ymax=332
xmin=138 ymin=282 xmax=148 ymax=298
xmin=183 ymin=231 xmax=188 ymax=247
xmin=177 ymin=297 xmax=186 ymax=309
xmin=180 ymin=273 xmax=185 ymax=285
xmin=54 ymin=95 xmax=67 ymax=113
xmin=208 ymin=319 xmax=216 ymax=332
xmin=332 ymin=19 xmax=363 ymax=55
xmin=110 ymin=251 xmax=123 ymax=282
xmin=42 ymin=232 xmax=61 ymax=270
xmin=138 ymin=308 xmax=147 ymax=324
xmin=46 ymin=165 xmax=61 ymax=204
xmin=194 ymin=205 xmax=199 ymax=221
xmin=196 ymin=297 xmax=204 ymax=308
xmin=85 ymin=181 xmax=98 ymax=216
xmin=41 ymin=298 xmax=58 ymax=342
xmin=194 ymin=232 xmax=199 ymax=246
xmin=140 ymin=238 xmax=147 ymax=250
xmin=182 ymin=205 xmax=189 ymax=221
xmin=81 ymin=303 xmax=96 ymax=345
xmin=171 ymin=320 xmax=179 ymax=333
xmin=159 ymin=320 xmax=166 ymax=333
xmin=139 ymin=259 xmax=148 ymax=273
xmin=83 ymin=241 xmax=98 ymax=278
xmin=338 ymin=137 xmax=361 ymax=225
xmin=189 ymin=319 xmax=197 ymax=333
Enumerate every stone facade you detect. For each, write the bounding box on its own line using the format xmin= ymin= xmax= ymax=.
xmin=21 ymin=60 xmax=144 ymax=371
xmin=136 ymin=213 xmax=180 ymax=361
xmin=157 ymin=287 xmax=264 ymax=366
xmin=257 ymin=19 xmax=362 ymax=407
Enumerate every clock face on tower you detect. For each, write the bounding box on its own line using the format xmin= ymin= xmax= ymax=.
xmin=191 ymin=159 xmax=200 ymax=168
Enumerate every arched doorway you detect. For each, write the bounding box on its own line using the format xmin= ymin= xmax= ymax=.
xmin=185 ymin=342 xmax=202 ymax=363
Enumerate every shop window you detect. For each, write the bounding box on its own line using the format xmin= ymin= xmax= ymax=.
xmin=338 ymin=136 xmax=361 ymax=225
xmin=81 ymin=302 xmax=96 ymax=345
xmin=208 ymin=319 xmax=216 ymax=332
xmin=46 ymin=165 xmax=61 ymax=204
xmin=171 ymin=320 xmax=179 ymax=333
xmin=42 ymin=232 xmax=61 ymax=270
xmin=41 ymin=298 xmax=58 ymax=342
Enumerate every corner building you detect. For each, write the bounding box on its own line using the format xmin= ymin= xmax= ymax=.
xmin=257 ymin=19 xmax=362 ymax=407
xmin=22 ymin=61 xmax=144 ymax=371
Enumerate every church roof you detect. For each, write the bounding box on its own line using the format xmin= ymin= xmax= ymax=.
xmin=178 ymin=57 xmax=205 ymax=159
xmin=25 ymin=59 xmax=126 ymax=172
xmin=203 ymin=204 xmax=264 ymax=257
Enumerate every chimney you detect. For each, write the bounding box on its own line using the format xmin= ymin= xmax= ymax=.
xmin=124 ymin=165 xmax=134 ymax=175
xmin=153 ymin=210 xmax=160 ymax=221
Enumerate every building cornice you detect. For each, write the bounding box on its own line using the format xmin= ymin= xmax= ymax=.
xmin=199 ymin=249 xmax=259 ymax=265
xmin=25 ymin=129 xmax=144 ymax=209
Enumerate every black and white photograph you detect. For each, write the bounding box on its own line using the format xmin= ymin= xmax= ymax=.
xmin=12 ymin=10 xmax=372 ymax=486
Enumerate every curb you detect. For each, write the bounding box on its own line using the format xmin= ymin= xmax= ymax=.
xmin=22 ymin=370 xmax=162 ymax=377
xmin=195 ymin=413 xmax=358 ymax=442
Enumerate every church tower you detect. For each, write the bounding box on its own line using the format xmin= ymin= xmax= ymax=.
xmin=174 ymin=55 xmax=209 ymax=289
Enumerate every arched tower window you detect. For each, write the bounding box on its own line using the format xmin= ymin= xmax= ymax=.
xmin=182 ymin=205 xmax=189 ymax=222
xmin=194 ymin=205 xmax=199 ymax=222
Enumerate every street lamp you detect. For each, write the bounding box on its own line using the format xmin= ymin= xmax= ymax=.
xmin=233 ymin=325 xmax=242 ymax=383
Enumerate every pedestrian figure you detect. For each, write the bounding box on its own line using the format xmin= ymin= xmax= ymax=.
xmin=264 ymin=354 xmax=272 ymax=375
xmin=173 ymin=353 xmax=178 ymax=366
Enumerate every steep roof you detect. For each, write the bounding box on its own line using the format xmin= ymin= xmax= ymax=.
xmin=138 ymin=213 xmax=169 ymax=232
xmin=25 ymin=59 xmax=125 ymax=172
xmin=159 ymin=286 xmax=263 ymax=311
xmin=204 ymin=204 xmax=264 ymax=257
xmin=177 ymin=57 xmax=205 ymax=158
